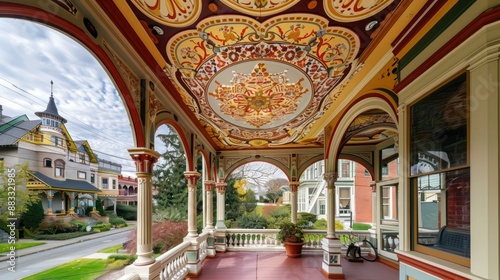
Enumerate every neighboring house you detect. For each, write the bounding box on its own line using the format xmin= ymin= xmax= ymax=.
xmin=0 ymin=92 xmax=101 ymax=216
xmin=285 ymin=158 xmax=398 ymax=227
xmin=118 ymin=175 xmax=138 ymax=206
xmin=97 ymin=158 xmax=122 ymax=212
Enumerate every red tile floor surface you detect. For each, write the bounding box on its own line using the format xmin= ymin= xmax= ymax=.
xmin=188 ymin=251 xmax=399 ymax=280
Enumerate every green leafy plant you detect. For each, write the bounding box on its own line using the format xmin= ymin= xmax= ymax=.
xmin=277 ymin=222 xmax=304 ymax=243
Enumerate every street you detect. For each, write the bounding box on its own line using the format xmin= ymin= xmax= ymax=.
xmin=0 ymin=230 xmax=131 ymax=279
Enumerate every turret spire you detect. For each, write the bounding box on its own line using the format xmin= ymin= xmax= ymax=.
xmin=50 ymin=80 xmax=54 ymax=98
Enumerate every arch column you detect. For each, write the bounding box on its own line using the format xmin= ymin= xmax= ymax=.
xmin=215 ymin=181 xmax=227 ymax=252
xmin=204 ymin=180 xmax=215 ymax=230
xmin=128 ymin=148 xmax=159 ymax=266
xmin=289 ymin=181 xmax=300 ymax=223
xmin=185 ymin=171 xmax=201 ymax=238
xmin=321 ymin=172 xmax=344 ymax=279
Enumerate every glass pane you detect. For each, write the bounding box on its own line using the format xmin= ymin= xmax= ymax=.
xmin=416 ymin=168 xmax=470 ymax=258
xmin=410 ymin=73 xmax=467 ymax=175
xmin=381 ymin=185 xmax=397 ymax=220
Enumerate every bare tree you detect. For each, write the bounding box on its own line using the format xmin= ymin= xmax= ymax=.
xmin=231 ymin=162 xmax=288 ymax=200
xmin=265 ymin=178 xmax=289 ymax=203
xmin=231 ymin=162 xmax=284 ymax=187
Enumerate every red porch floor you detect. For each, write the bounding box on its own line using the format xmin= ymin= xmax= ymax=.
xmin=190 ymin=251 xmax=399 ymax=280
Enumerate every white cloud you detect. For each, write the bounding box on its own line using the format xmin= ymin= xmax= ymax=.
xmin=0 ymin=18 xmax=136 ymax=175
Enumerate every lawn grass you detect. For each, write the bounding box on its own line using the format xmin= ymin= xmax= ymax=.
xmin=0 ymin=242 xmax=46 ymax=253
xmin=22 ymin=259 xmax=108 ymax=280
xmin=98 ymin=244 xmax=122 ymax=253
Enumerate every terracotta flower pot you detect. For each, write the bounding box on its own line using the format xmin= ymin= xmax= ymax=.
xmin=284 ymin=241 xmax=304 ymax=258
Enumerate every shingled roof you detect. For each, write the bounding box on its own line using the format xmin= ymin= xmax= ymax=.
xmin=31 ymin=171 xmax=100 ymax=192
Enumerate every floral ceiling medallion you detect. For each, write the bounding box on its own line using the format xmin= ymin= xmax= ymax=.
xmin=209 ymin=63 xmax=309 ymax=129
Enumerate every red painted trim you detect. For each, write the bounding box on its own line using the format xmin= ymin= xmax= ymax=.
xmin=398 ymin=254 xmax=470 ymax=280
xmin=325 ymin=93 xmax=398 ymax=160
xmin=392 ymin=0 xmax=447 ymax=55
xmin=395 ymin=6 xmax=500 ymax=93
xmin=95 ymin=1 xmax=217 ymax=149
xmin=0 ymin=2 xmax=145 ymax=147
xmin=156 ymin=119 xmax=193 ymax=170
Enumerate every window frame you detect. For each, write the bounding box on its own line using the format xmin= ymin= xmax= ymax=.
xmin=54 ymin=159 xmax=65 ymax=177
xmin=408 ymin=72 xmax=470 ymax=267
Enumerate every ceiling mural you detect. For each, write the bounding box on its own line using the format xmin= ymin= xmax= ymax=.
xmin=123 ymin=0 xmax=400 ymax=149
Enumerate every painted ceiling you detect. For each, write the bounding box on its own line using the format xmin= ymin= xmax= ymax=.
xmin=101 ymin=0 xmax=402 ymax=150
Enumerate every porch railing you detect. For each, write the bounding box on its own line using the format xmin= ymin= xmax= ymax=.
xmin=119 ymin=229 xmax=372 ymax=279
xmin=225 ymin=229 xmax=372 ymax=251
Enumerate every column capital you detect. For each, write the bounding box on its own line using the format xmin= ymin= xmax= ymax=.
xmin=370 ymin=181 xmax=377 ymax=192
xmin=204 ymin=180 xmax=216 ymax=191
xmin=216 ymin=182 xmax=227 ymax=194
xmin=128 ymin=148 xmax=160 ymax=174
xmin=324 ymin=172 xmax=338 ymax=188
xmin=184 ymin=171 xmax=201 ymax=186
xmin=289 ymin=181 xmax=300 ymax=192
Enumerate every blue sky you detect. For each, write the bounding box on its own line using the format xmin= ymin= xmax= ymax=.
xmin=0 ymin=18 xmax=137 ymax=175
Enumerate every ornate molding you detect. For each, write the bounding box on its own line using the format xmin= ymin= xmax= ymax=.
xmin=128 ymin=148 xmax=160 ymax=174
xmin=323 ymin=172 xmax=338 ymax=188
xmin=204 ymin=180 xmax=215 ymax=191
xmin=102 ymin=41 xmax=140 ymax=111
xmin=184 ymin=171 xmax=201 ymax=187
xmin=263 ymin=155 xmax=290 ymax=169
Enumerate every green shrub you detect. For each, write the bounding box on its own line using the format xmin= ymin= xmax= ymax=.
xmin=109 ymin=216 xmax=127 ymax=228
xmin=153 ymin=207 xmax=187 ymax=222
xmin=71 ymin=219 xmax=89 ymax=232
xmin=298 ymin=212 xmax=317 ymax=228
xmin=237 ymin=212 xmax=268 ymax=229
xmin=313 ymin=219 xmax=327 ymax=230
xmin=96 ymin=198 xmax=107 ymax=216
xmin=92 ymin=223 xmax=111 ymax=232
xmin=352 ymin=222 xmax=372 ymax=230
xmin=22 ymin=200 xmax=45 ymax=230
xmin=116 ymin=203 xmax=137 ymax=221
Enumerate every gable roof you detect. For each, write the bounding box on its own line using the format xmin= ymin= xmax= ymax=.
xmin=74 ymin=140 xmax=98 ymax=163
xmin=29 ymin=171 xmax=100 ymax=192
xmin=0 ymin=115 xmax=40 ymax=146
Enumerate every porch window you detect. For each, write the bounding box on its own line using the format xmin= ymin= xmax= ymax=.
xmin=409 ymin=72 xmax=469 ymax=266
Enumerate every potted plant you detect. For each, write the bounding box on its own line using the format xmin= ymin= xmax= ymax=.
xmin=277 ymin=222 xmax=305 ymax=257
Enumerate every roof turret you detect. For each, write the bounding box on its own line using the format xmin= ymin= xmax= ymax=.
xmin=35 ymin=81 xmax=67 ymax=123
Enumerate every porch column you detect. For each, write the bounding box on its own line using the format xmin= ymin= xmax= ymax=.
xmin=129 ymin=148 xmax=159 ymax=266
xmin=215 ymin=181 xmax=227 ymax=252
xmin=68 ymin=192 xmax=76 ymax=215
xmin=321 ymin=172 xmax=344 ymax=279
xmin=204 ymin=180 xmax=215 ymax=230
xmin=204 ymin=180 xmax=216 ymax=257
xmin=185 ymin=171 xmax=201 ymax=237
xmin=46 ymin=192 xmax=54 ymax=216
xmin=289 ymin=181 xmax=300 ymax=223
xmin=60 ymin=192 xmax=65 ymax=214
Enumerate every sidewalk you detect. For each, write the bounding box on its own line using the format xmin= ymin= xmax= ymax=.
xmin=0 ymin=223 xmax=135 ymax=262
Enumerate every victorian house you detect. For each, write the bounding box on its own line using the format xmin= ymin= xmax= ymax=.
xmin=2 ymin=1 xmax=499 ymax=280
xmin=0 ymin=90 xmax=100 ymax=216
